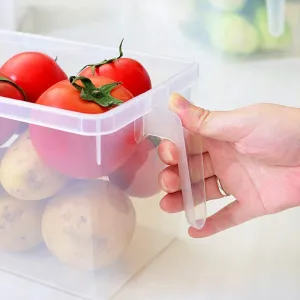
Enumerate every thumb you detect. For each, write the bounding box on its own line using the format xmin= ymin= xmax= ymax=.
xmin=169 ymin=93 xmax=256 ymax=142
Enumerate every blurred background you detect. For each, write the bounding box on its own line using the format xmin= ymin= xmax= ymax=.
xmin=1 ymin=1 xmax=300 ymax=299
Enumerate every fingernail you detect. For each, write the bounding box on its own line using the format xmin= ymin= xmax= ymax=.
xmin=164 ymin=149 xmax=173 ymax=162
xmin=160 ymin=177 xmax=168 ymax=191
xmin=170 ymin=93 xmax=189 ymax=110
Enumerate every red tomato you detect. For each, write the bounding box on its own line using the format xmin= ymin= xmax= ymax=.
xmin=1 ymin=52 xmax=68 ymax=103
xmin=79 ymin=40 xmax=151 ymax=97
xmin=29 ymin=75 xmax=140 ymax=179
xmin=0 ymin=72 xmax=27 ymax=146
xmin=109 ymin=136 xmax=164 ymax=198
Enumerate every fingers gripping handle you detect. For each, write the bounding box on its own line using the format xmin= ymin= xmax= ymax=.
xmin=143 ymin=108 xmax=206 ymax=230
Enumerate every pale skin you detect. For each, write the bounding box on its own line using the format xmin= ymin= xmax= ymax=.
xmin=158 ymin=93 xmax=300 ymax=238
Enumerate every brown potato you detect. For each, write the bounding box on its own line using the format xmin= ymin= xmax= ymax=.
xmin=0 ymin=130 xmax=70 ymax=201
xmin=42 ymin=179 xmax=136 ymax=271
xmin=0 ymin=185 xmax=46 ymax=252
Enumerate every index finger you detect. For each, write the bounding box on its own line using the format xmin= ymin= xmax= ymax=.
xmin=158 ymin=140 xmax=179 ymax=166
xmin=158 ymin=136 xmax=207 ymax=166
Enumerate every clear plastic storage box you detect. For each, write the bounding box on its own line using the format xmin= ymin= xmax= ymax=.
xmin=0 ymin=30 xmax=206 ymax=299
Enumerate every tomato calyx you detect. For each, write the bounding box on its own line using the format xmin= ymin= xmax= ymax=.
xmin=78 ymin=39 xmax=125 ymax=75
xmin=0 ymin=76 xmax=28 ymax=101
xmin=147 ymin=135 xmax=161 ymax=147
xmin=69 ymin=76 xmax=124 ymax=107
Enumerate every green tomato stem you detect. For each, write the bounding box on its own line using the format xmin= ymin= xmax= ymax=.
xmin=147 ymin=135 xmax=161 ymax=147
xmin=77 ymin=38 xmax=125 ymax=75
xmin=0 ymin=77 xmax=28 ymax=102
xmin=69 ymin=75 xmax=123 ymax=107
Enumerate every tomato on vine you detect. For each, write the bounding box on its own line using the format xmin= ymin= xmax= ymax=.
xmin=79 ymin=39 xmax=152 ymax=97
xmin=1 ymin=52 xmax=68 ymax=103
xmin=30 ymin=75 xmax=140 ymax=179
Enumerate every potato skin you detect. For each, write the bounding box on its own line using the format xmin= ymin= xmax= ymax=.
xmin=42 ymin=179 xmax=136 ymax=270
xmin=0 ymin=185 xmax=46 ymax=252
xmin=0 ymin=130 xmax=69 ymax=201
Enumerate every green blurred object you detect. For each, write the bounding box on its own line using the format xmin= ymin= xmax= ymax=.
xmin=208 ymin=0 xmax=247 ymax=12
xmin=180 ymin=0 xmax=295 ymax=58
xmin=255 ymin=6 xmax=292 ymax=51
xmin=207 ymin=13 xmax=260 ymax=55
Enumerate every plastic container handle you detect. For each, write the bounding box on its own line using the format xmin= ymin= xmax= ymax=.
xmin=143 ymin=107 xmax=206 ymax=230
xmin=266 ymin=0 xmax=285 ymax=37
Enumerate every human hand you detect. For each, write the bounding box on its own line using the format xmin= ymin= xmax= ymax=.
xmin=158 ymin=93 xmax=300 ymax=238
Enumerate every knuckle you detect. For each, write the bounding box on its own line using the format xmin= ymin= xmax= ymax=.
xmin=192 ymin=106 xmax=211 ymax=133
